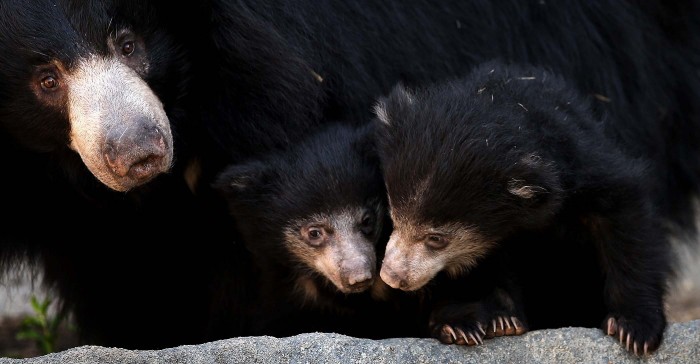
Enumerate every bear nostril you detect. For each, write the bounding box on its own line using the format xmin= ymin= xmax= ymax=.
xmin=346 ymin=271 xmax=374 ymax=292
xmin=103 ymin=124 xmax=169 ymax=181
xmin=379 ymin=265 xmax=406 ymax=290
xmin=348 ymin=273 xmax=372 ymax=286
xmin=103 ymin=143 xmax=130 ymax=177
xmin=127 ymin=154 xmax=164 ymax=180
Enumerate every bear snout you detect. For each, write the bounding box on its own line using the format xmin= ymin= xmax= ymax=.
xmin=379 ymin=264 xmax=408 ymax=291
xmin=103 ymin=122 xmax=169 ymax=181
xmin=340 ymin=264 xmax=375 ymax=293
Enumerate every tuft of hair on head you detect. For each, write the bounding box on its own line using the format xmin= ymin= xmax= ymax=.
xmin=373 ymin=83 xmax=418 ymax=127
xmin=393 ymin=83 xmax=415 ymax=106
xmin=373 ymin=99 xmax=391 ymax=126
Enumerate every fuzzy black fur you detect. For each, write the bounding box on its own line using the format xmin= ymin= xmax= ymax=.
xmin=1 ymin=0 xmax=698 ymax=350
xmin=0 ymin=0 xmax=233 ymax=349
xmin=375 ymin=61 xmax=675 ymax=353
xmin=213 ymin=123 xmax=427 ymax=339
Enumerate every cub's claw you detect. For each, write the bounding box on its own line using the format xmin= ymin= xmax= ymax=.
xmin=485 ymin=315 xmax=527 ymax=338
xmin=433 ymin=323 xmax=485 ymax=346
xmin=603 ymin=315 xmax=663 ymax=356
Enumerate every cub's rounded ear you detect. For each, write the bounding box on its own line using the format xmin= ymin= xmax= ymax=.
xmin=213 ymin=160 xmax=269 ymax=196
xmin=507 ymin=178 xmax=550 ymax=200
xmin=508 ymin=154 xmax=562 ymax=207
xmin=373 ymin=83 xmax=416 ymax=127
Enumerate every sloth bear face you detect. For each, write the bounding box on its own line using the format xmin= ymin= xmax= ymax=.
xmin=0 ymin=0 xmax=182 ymax=191
xmin=216 ymin=123 xmax=388 ymax=295
xmin=374 ymin=74 xmax=563 ymax=291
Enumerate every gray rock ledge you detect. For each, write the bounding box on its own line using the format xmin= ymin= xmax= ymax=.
xmin=2 ymin=320 xmax=698 ymax=364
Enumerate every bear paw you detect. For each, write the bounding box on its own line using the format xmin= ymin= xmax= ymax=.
xmin=432 ymin=322 xmax=486 ymax=346
xmin=604 ymin=315 xmax=665 ymax=356
xmin=484 ymin=315 xmax=527 ymax=339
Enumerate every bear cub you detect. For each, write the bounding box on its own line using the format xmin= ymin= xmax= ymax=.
xmin=374 ymin=60 xmax=671 ymax=355
xmin=214 ymin=122 xmax=423 ymax=338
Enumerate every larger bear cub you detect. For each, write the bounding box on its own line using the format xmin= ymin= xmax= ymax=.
xmin=375 ymin=61 xmax=671 ymax=354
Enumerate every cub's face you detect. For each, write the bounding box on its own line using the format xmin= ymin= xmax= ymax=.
xmin=283 ymin=205 xmax=385 ymax=295
xmin=0 ymin=0 xmax=180 ymax=191
xmin=374 ymin=83 xmax=562 ymax=292
xmin=215 ymin=123 xmax=388 ymax=297
xmin=380 ymin=218 xmax=495 ymax=291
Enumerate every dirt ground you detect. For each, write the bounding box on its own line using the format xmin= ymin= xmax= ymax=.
xmin=1 ymin=245 xmax=699 ymax=359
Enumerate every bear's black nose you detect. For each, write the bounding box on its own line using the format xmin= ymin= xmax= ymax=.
xmin=103 ymin=122 xmax=167 ymax=181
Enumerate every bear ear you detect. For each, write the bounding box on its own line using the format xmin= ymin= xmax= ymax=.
xmin=507 ymin=154 xmax=561 ymax=203
xmin=213 ymin=160 xmax=270 ymax=196
xmin=373 ymin=83 xmax=416 ymax=127
xmin=507 ymin=178 xmax=549 ymax=199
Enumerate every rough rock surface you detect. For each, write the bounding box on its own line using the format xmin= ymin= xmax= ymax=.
xmin=1 ymin=320 xmax=698 ymax=364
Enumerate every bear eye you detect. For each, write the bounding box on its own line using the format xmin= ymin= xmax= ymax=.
xmin=121 ymin=40 xmax=135 ymax=56
xmin=40 ymin=76 xmax=59 ymax=90
xmin=304 ymin=227 xmax=326 ymax=247
xmin=360 ymin=214 xmax=375 ymax=234
xmin=425 ymin=234 xmax=448 ymax=250
xmin=309 ymin=228 xmax=322 ymax=239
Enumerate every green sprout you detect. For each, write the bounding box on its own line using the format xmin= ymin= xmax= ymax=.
xmin=15 ymin=294 xmax=67 ymax=355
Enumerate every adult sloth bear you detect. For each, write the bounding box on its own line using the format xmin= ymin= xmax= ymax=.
xmin=0 ymin=0 xmax=698 ymax=351
xmin=0 ymin=0 xmax=236 ymax=349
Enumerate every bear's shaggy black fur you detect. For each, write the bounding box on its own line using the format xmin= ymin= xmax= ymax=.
xmin=1 ymin=0 xmax=699 ymax=350
xmin=213 ymin=123 xmax=427 ymax=339
xmin=375 ymin=61 xmax=679 ymax=354
xmin=0 ymin=0 xmax=235 ymax=349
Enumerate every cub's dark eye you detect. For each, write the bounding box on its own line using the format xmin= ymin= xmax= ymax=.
xmin=308 ymin=228 xmax=323 ymax=240
xmin=304 ymin=227 xmax=327 ymax=247
xmin=425 ymin=234 xmax=448 ymax=250
xmin=40 ymin=76 xmax=58 ymax=90
xmin=121 ymin=41 xmax=135 ymax=56
xmin=360 ymin=214 xmax=375 ymax=234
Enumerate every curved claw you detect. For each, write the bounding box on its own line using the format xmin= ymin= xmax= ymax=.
xmin=619 ymin=327 xmax=625 ymax=344
xmin=606 ymin=317 xmax=617 ymax=336
xmin=477 ymin=323 xmax=486 ymax=336
xmin=445 ymin=325 xmax=458 ymax=343
xmin=455 ymin=328 xmax=468 ymax=345
xmin=511 ymin=316 xmax=527 ymax=335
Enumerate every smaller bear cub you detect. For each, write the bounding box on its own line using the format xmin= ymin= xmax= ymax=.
xmin=374 ymin=61 xmax=671 ymax=355
xmin=215 ymin=122 xmax=398 ymax=336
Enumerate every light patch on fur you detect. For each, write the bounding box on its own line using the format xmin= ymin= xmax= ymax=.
xmin=507 ymin=178 xmax=547 ymax=199
xmin=410 ymin=177 xmax=433 ymax=205
xmin=374 ymin=100 xmax=391 ymax=126
xmin=65 ymin=56 xmax=173 ymax=191
xmin=390 ymin=176 xmax=433 ymax=218
xmin=397 ymin=85 xmax=415 ymax=105
xmin=283 ymin=208 xmax=377 ymax=293
xmin=521 ymin=153 xmax=543 ymax=166
xmin=381 ymin=221 xmax=494 ymax=291
xmin=310 ymin=69 xmax=324 ymax=83
xmin=184 ymin=158 xmax=201 ymax=193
